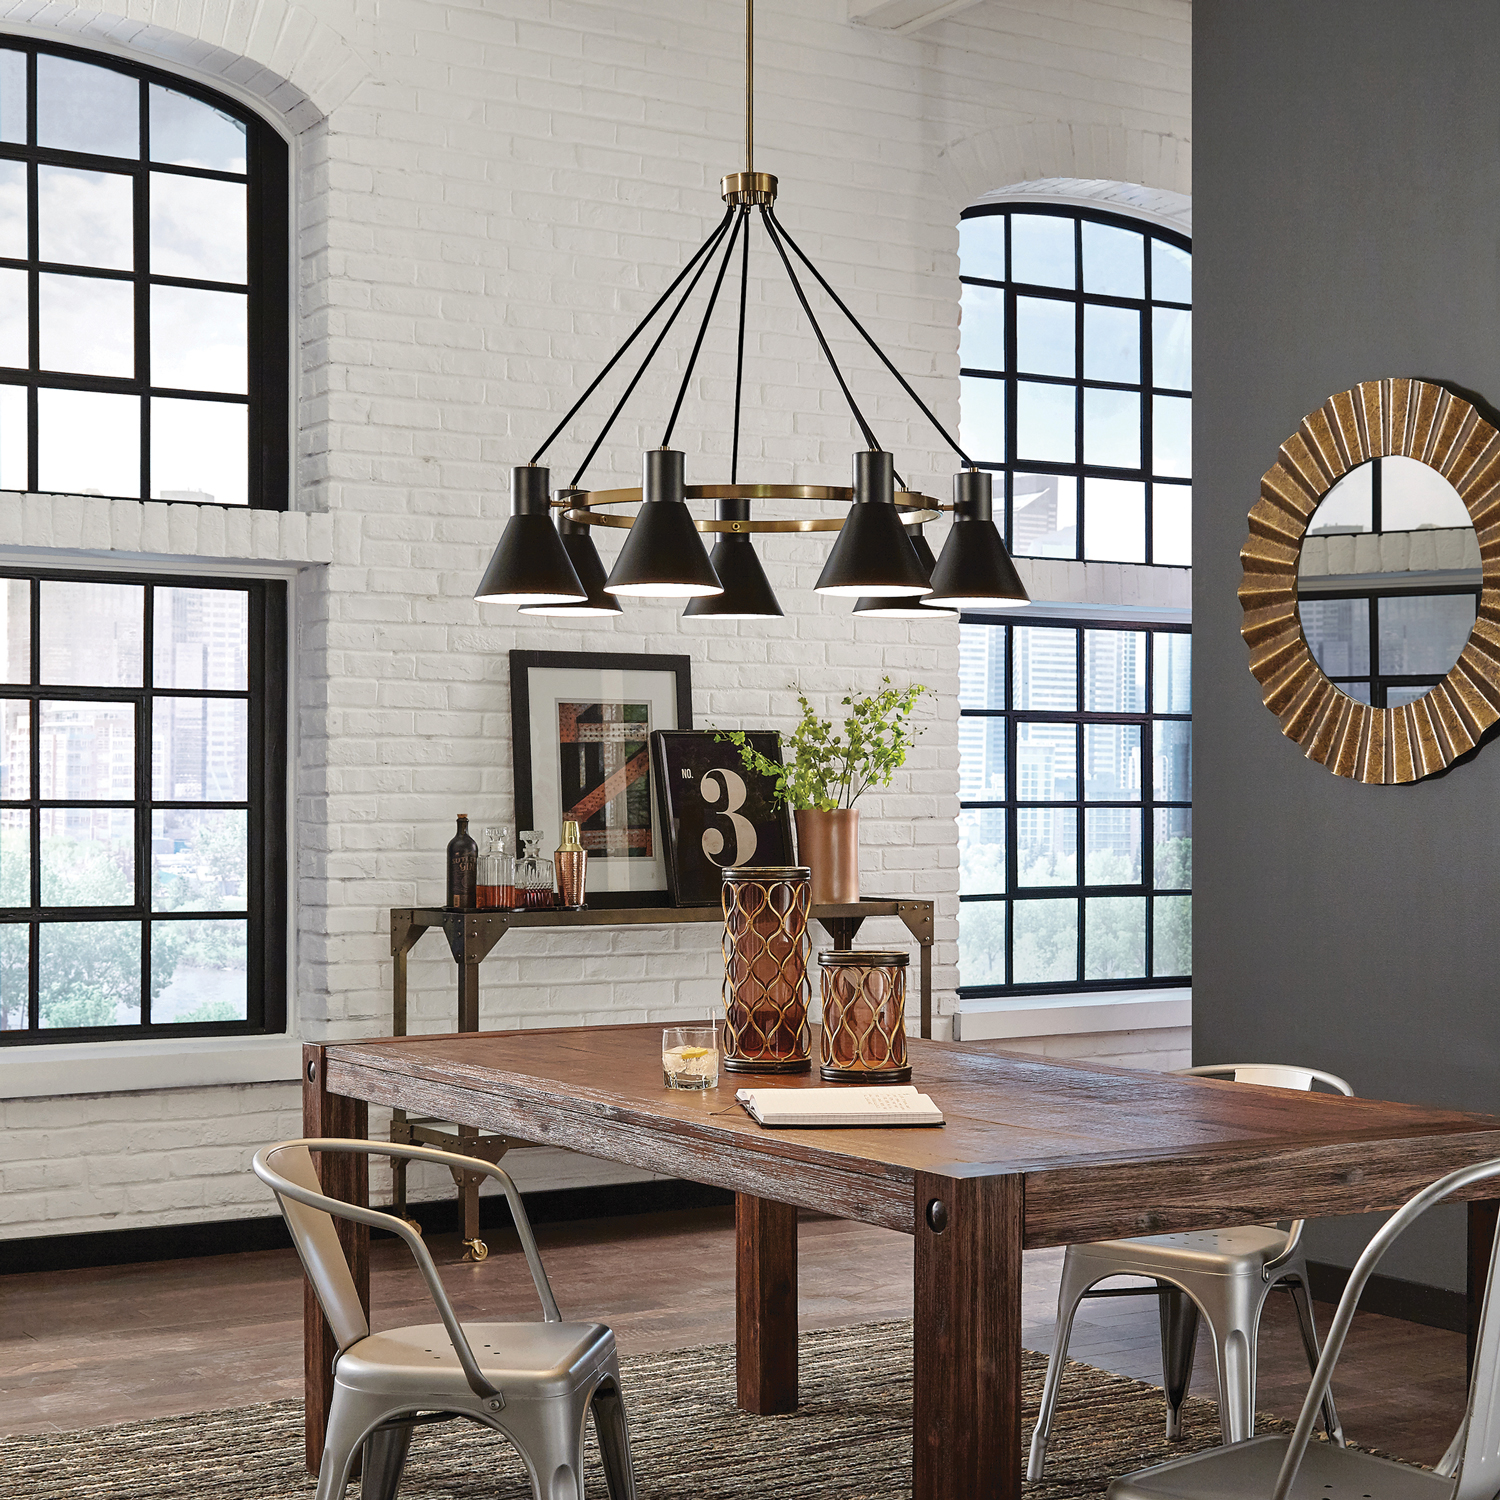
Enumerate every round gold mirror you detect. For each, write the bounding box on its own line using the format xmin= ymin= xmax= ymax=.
xmin=1240 ymin=378 xmax=1500 ymax=782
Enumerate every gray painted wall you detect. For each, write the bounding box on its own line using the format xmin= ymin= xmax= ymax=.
xmin=1194 ymin=0 xmax=1500 ymax=1291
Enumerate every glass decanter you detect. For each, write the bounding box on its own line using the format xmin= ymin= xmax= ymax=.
xmin=476 ymin=824 xmax=513 ymax=910
xmin=514 ymin=829 xmax=555 ymax=910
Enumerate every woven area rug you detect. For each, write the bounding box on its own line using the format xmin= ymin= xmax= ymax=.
xmin=0 ymin=1320 xmax=1292 ymax=1499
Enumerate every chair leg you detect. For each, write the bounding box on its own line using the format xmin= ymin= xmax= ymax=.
xmin=315 ymin=1387 xmax=397 ymax=1500
xmin=1194 ymin=1276 xmax=1263 ymax=1446
xmin=1027 ymin=1249 xmax=1100 ymax=1480
xmin=361 ymin=1422 xmax=415 ymax=1500
xmin=591 ymin=1371 xmax=637 ymax=1500
xmin=492 ymin=1397 xmax=589 ymax=1500
xmin=1157 ymin=1279 xmax=1202 ymax=1440
xmin=1285 ymin=1273 xmax=1345 ymax=1445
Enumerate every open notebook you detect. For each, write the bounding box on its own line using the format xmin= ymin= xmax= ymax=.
xmin=735 ymin=1085 xmax=944 ymax=1128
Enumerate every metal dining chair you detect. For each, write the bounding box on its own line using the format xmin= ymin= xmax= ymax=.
xmin=1108 ymin=1155 xmax=1500 ymax=1500
xmin=1028 ymin=1064 xmax=1353 ymax=1479
xmin=253 ymin=1137 xmax=636 ymax=1500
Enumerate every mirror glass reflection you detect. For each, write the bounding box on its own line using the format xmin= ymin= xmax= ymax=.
xmin=1296 ymin=455 xmax=1480 ymax=707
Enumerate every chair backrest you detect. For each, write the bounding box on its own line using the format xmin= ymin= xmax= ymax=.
xmin=264 ymin=1142 xmax=370 ymax=1351
xmin=1176 ymin=1062 xmax=1355 ymax=1096
xmin=254 ymin=1136 xmax=564 ymax=1399
xmin=1269 ymin=1156 xmax=1500 ymax=1500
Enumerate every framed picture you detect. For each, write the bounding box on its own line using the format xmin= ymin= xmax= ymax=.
xmin=511 ymin=651 xmax=693 ymax=909
xmin=650 ymin=730 xmax=796 ymax=907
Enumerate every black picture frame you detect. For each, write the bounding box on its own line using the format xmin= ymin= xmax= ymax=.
xmin=650 ymin=730 xmax=796 ymax=907
xmin=510 ymin=650 xmax=692 ymax=909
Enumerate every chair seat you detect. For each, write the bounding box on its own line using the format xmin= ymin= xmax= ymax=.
xmin=1075 ymin=1224 xmax=1293 ymax=1280
xmin=335 ymin=1321 xmax=616 ymax=1402
xmin=1109 ymin=1433 xmax=1448 ymax=1500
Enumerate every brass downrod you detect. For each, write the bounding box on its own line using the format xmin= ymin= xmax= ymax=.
xmin=746 ymin=0 xmax=753 ymax=175
xmin=722 ymin=0 xmax=777 ymax=205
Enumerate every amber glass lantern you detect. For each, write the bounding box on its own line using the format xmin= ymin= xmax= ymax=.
xmin=818 ymin=949 xmax=911 ymax=1083
xmin=721 ymin=866 xmax=812 ymax=1074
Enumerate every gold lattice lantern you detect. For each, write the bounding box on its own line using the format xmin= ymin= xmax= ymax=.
xmin=818 ymin=949 xmax=911 ymax=1084
xmin=721 ymin=866 xmax=812 ymax=1074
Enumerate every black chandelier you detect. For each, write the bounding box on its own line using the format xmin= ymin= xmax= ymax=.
xmin=477 ymin=1 xmax=1028 ymax=620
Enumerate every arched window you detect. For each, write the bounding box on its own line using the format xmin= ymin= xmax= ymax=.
xmin=0 ymin=39 xmax=288 ymax=506
xmin=956 ymin=201 xmax=1191 ymax=997
xmin=958 ymin=204 xmax=1190 ymax=564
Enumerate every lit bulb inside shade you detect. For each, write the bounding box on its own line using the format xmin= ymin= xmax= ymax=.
xmin=853 ymin=601 xmax=950 ymax=617
xmin=520 ymin=600 xmax=624 ymax=616
xmin=607 ymin=580 xmax=722 ymax=598
xmin=920 ymin=593 xmax=1026 ymax=609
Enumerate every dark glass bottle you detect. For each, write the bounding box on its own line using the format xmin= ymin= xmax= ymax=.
xmin=446 ymin=814 xmax=478 ymax=910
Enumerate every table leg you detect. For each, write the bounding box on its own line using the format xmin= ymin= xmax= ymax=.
xmin=302 ymin=1044 xmax=371 ymax=1476
xmin=735 ymin=1192 xmax=798 ymax=1413
xmin=913 ymin=1169 xmax=1022 ymax=1500
xmin=1469 ymin=1199 xmax=1499 ymax=1378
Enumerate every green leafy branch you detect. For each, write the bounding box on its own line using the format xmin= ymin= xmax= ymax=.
xmin=717 ymin=677 xmax=929 ymax=811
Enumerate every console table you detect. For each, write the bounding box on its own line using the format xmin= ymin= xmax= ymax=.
xmin=386 ymin=899 xmax=934 ymax=1256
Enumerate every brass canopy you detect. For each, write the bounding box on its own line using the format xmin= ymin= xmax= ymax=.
xmin=721 ymin=171 xmax=778 ymax=206
xmin=557 ymin=482 xmax=943 ymax=532
xmin=1239 ymin=377 xmax=1500 ymax=784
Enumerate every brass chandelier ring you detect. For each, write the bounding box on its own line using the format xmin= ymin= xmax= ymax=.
xmin=557 ymin=483 xmax=944 ymax=532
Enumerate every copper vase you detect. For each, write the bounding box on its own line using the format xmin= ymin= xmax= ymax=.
xmin=794 ymin=808 xmax=859 ymax=907
xmin=721 ymin=866 xmax=812 ymax=1074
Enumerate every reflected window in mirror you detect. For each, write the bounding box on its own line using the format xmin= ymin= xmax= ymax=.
xmin=0 ymin=40 xmax=289 ymax=506
xmin=1296 ymin=456 xmax=1479 ymax=708
xmin=958 ymin=203 xmax=1191 ymax=566
xmin=956 ymin=614 xmax=1190 ymax=996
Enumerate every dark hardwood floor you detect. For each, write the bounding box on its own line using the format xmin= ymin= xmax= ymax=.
xmin=0 ymin=1205 xmax=1467 ymax=1467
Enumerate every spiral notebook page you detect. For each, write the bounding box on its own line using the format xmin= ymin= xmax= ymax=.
xmin=735 ymin=1085 xmax=944 ymax=1128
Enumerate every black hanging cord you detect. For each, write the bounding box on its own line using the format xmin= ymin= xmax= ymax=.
xmin=529 ymin=205 xmax=735 ymax=466
xmin=568 ymin=210 xmax=738 ymax=488
xmin=731 ymin=205 xmax=751 ymax=484
xmin=766 ymin=205 xmax=973 ymax=469
xmin=759 ymin=206 xmax=881 ymax=453
xmin=662 ymin=206 xmax=748 ymax=448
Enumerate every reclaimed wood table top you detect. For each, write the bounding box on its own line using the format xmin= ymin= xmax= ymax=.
xmin=322 ymin=1024 xmax=1500 ymax=1246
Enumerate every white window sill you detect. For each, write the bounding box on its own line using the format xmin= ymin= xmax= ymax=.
xmin=0 ymin=1033 xmax=302 ymax=1099
xmin=952 ymin=988 xmax=1191 ymax=1042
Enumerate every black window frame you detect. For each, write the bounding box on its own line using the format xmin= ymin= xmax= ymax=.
xmin=958 ymin=202 xmax=1191 ymax=567
xmin=0 ymin=564 xmax=287 ymax=1045
xmin=0 ymin=36 xmax=289 ymax=508
xmin=958 ymin=611 xmax=1191 ymax=998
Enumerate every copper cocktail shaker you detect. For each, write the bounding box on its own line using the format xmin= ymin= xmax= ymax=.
xmin=554 ymin=820 xmax=586 ymax=909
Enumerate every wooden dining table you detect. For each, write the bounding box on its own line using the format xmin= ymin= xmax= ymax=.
xmin=300 ymin=1025 xmax=1500 ymax=1499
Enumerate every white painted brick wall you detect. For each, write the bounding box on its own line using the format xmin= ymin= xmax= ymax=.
xmin=0 ymin=0 xmax=1191 ymax=1241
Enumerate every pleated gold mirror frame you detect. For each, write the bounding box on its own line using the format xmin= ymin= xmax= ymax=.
xmin=1240 ymin=378 xmax=1500 ymax=783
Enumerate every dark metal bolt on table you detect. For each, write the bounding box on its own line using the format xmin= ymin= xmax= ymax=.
xmin=387 ymin=900 xmax=935 ymax=1257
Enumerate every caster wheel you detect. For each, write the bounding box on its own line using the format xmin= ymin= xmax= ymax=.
xmin=463 ymin=1238 xmax=489 ymax=1263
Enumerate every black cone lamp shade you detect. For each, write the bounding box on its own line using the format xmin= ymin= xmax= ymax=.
xmin=683 ymin=497 xmax=783 ymax=618
xmin=475 ymin=466 xmax=587 ymax=605
xmin=924 ymin=469 xmax=1029 ymax=609
xmin=604 ymin=448 xmax=723 ymax=598
xmin=519 ymin=506 xmax=622 ymax=617
xmin=815 ymin=450 xmax=932 ymax=597
xmin=852 ymin=528 xmax=953 ymax=617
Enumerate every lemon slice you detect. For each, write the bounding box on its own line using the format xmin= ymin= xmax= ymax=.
xmin=679 ymin=1047 xmax=711 ymax=1059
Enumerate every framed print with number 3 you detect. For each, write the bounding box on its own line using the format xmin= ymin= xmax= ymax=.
xmin=649 ymin=730 xmax=796 ymax=906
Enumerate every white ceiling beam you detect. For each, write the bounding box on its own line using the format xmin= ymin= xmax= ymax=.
xmin=847 ymin=0 xmax=984 ymax=33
